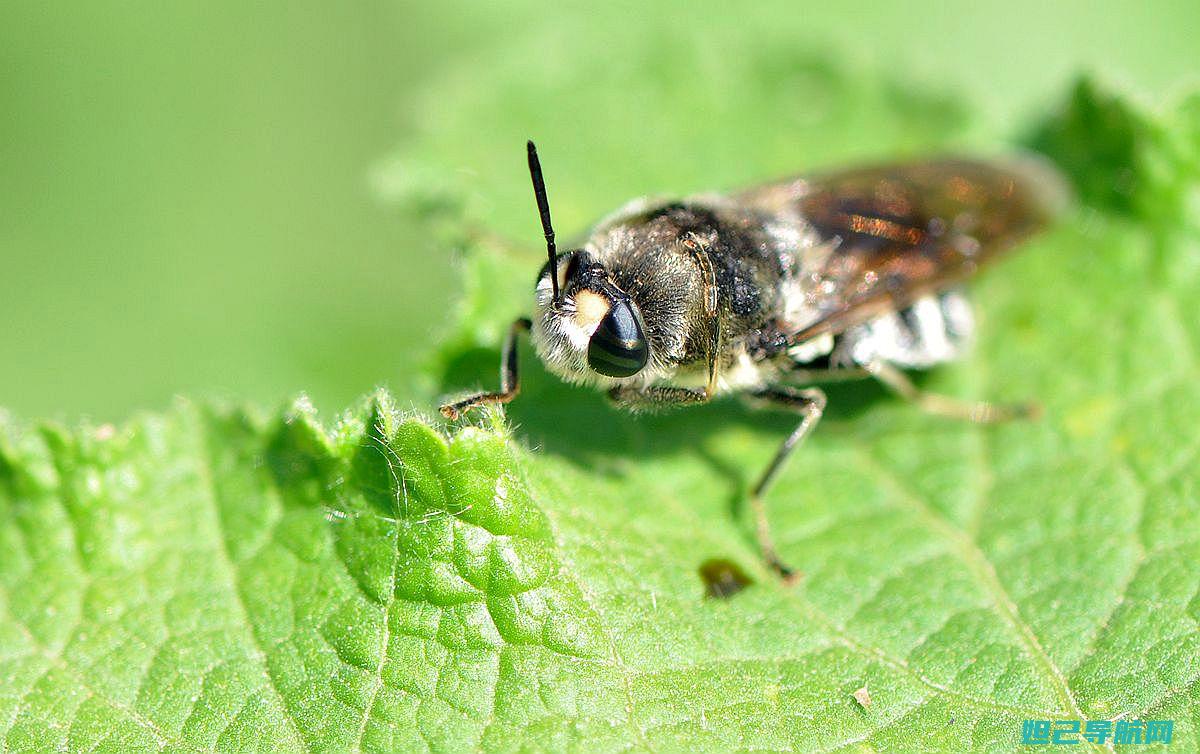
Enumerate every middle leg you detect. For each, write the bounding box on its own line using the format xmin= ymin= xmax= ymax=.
xmin=747 ymin=385 xmax=827 ymax=582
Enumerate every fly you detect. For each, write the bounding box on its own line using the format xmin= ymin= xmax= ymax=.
xmin=441 ymin=141 xmax=1067 ymax=580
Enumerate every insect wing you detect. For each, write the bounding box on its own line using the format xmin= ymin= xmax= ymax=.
xmin=742 ymin=157 xmax=1068 ymax=343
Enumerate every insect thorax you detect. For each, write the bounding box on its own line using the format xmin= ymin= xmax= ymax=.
xmin=531 ymin=196 xmax=802 ymax=391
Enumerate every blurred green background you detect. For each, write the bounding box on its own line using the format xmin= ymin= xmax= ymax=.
xmin=2 ymin=0 xmax=1198 ymax=422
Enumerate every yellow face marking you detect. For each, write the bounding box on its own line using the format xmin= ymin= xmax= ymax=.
xmin=573 ymin=290 xmax=611 ymax=333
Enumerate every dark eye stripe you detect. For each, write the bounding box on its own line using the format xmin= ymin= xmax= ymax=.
xmin=587 ymin=300 xmax=648 ymax=378
xmin=588 ymin=348 xmax=646 ymax=376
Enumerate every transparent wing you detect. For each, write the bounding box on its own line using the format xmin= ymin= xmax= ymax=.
xmin=739 ymin=156 xmax=1069 ymax=343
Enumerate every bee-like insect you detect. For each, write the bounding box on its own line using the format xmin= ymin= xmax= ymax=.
xmin=442 ymin=141 xmax=1067 ymax=579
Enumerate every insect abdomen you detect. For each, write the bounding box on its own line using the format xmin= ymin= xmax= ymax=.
xmin=832 ymin=290 xmax=975 ymax=369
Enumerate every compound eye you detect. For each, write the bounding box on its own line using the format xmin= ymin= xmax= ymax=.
xmin=587 ymin=299 xmax=649 ymax=377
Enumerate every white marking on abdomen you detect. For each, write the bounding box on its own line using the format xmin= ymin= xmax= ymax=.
xmin=836 ymin=290 xmax=974 ymax=369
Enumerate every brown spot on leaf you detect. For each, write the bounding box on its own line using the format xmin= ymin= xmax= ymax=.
xmin=699 ymin=559 xmax=753 ymax=598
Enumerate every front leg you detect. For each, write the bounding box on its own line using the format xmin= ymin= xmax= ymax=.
xmin=440 ymin=317 xmax=532 ymax=419
xmin=607 ymin=384 xmax=712 ymax=411
xmin=680 ymin=233 xmax=722 ymax=394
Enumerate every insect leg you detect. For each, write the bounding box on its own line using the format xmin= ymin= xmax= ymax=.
xmin=748 ymin=385 xmax=827 ymax=582
xmin=440 ymin=317 xmax=533 ymax=419
xmin=681 ymin=234 xmax=722 ymax=393
xmin=864 ymin=360 xmax=1038 ymax=423
xmin=787 ymin=366 xmax=869 ymax=384
xmin=607 ymin=385 xmax=711 ymax=410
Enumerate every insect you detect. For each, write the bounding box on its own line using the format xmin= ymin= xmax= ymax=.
xmin=441 ymin=141 xmax=1067 ymax=579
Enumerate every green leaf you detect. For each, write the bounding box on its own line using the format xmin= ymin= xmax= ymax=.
xmin=3 ymin=38 xmax=1200 ymax=754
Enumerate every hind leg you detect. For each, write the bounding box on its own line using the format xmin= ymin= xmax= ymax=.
xmin=835 ymin=292 xmax=1037 ymax=423
xmin=865 ymin=360 xmax=1039 ymax=423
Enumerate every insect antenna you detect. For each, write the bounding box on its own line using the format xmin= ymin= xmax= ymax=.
xmin=526 ymin=140 xmax=559 ymax=302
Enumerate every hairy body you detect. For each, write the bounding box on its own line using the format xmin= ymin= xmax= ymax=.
xmin=443 ymin=144 xmax=1066 ymax=576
